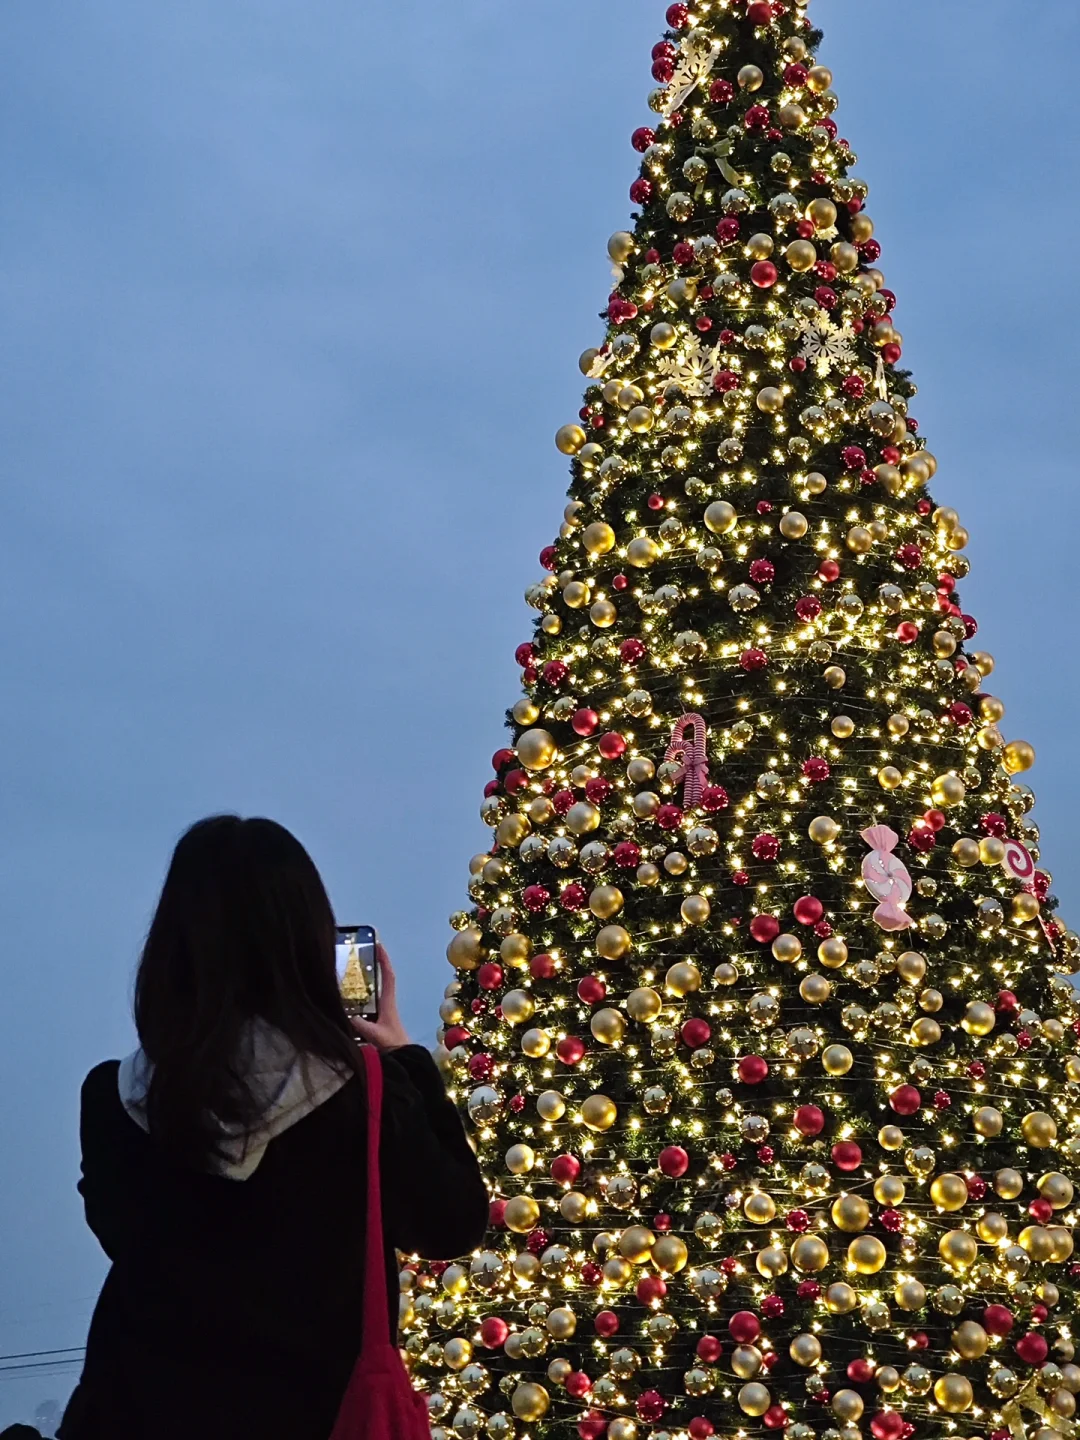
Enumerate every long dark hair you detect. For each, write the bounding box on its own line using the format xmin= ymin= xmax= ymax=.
xmin=134 ymin=815 xmax=360 ymax=1168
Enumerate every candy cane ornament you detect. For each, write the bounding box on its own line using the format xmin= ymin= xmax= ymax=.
xmin=665 ymin=714 xmax=710 ymax=809
xmin=860 ymin=826 xmax=915 ymax=932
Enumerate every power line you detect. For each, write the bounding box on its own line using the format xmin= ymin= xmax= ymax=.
xmin=0 ymin=1348 xmax=85 ymax=1364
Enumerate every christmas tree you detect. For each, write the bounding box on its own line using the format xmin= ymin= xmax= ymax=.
xmin=401 ymin=6 xmax=1080 ymax=1440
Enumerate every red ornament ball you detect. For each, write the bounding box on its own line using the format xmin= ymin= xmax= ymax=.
xmin=793 ymin=895 xmax=824 ymax=926
xmin=551 ymin=1154 xmax=581 ymax=1185
xmin=713 ymin=369 xmax=740 ymax=393
xmin=657 ymin=804 xmax=684 ymax=831
xmin=763 ymin=1407 xmax=787 ymax=1431
xmin=871 ymin=1412 xmax=904 ymax=1440
xmin=631 ymin=126 xmax=656 ymax=153
xmin=636 ymin=1392 xmax=667 ymax=1425
xmin=1029 ymin=1198 xmax=1054 ymax=1223
xmin=818 ymin=559 xmax=840 ymax=583
xmin=577 ymin=975 xmax=606 ymax=1005
xmin=556 ymin=1036 xmax=586 ymax=1065
xmin=620 ymin=637 xmax=646 ymax=665
xmin=795 ymin=595 xmax=822 ymax=621
xmin=480 ymin=1316 xmax=509 ymax=1348
xmin=849 ymin=1360 xmax=876 ymax=1385
xmin=647 ymin=493 xmax=665 ymax=511
xmin=896 ymin=621 xmax=919 ymax=644
xmin=566 ymin=1372 xmax=593 ymax=1400
xmin=613 ymin=841 xmax=641 ymax=869
xmin=572 ymin=708 xmax=600 ymax=736
xmin=749 ymin=558 xmax=775 ymax=584
xmin=488 ymin=1198 xmax=507 ymax=1228
xmin=889 ymin=1084 xmax=921 ymax=1116
xmin=794 ymin=1104 xmax=825 ymax=1136
xmin=665 ymin=3 xmax=689 ymax=25
xmin=740 ymin=647 xmax=768 ymax=671
xmin=750 ymin=914 xmax=781 ymax=944
xmin=747 ymin=0 xmax=773 ymax=21
xmin=636 ymin=1275 xmax=667 ymax=1306
xmin=689 ymin=1421 xmax=714 ymax=1440
xmin=729 ymin=1311 xmax=761 ymax=1344
xmin=682 ymin=1017 xmax=712 ymax=1049
xmin=701 ymin=785 xmax=730 ymax=811
xmin=802 ymin=756 xmax=830 ymax=783
xmin=710 ymin=78 xmax=734 ymax=104
xmin=659 ymin=1145 xmax=690 ymax=1178
xmin=984 ymin=1305 xmax=1014 ymax=1336
xmin=896 ymin=543 xmax=922 ymax=570
xmin=578 ymin=1413 xmax=607 ymax=1440
xmin=559 ymin=883 xmax=587 ymax=911
xmin=696 ymin=1335 xmax=723 ymax=1364
xmin=738 ymin=1055 xmax=769 ymax=1084
xmin=529 ymin=953 xmax=556 ymax=980
xmin=785 ymin=1209 xmax=809 ymax=1232
xmin=598 ymin=731 xmax=627 ymax=760
xmin=594 ymin=1310 xmax=620 ymax=1337
xmin=522 ymin=884 xmax=550 ymax=913
xmin=629 ymin=178 xmax=652 ymax=206
xmin=751 ymin=260 xmax=779 ymax=288
xmin=1016 ymin=1333 xmax=1048 ymax=1366
xmin=831 ymin=1141 xmax=862 ymax=1171
xmin=612 ymin=573 xmax=628 ymax=591
xmin=751 ymin=833 xmax=780 ymax=861
xmin=477 ymin=963 xmax=504 ymax=992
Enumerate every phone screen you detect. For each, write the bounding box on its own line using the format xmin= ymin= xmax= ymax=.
xmin=336 ymin=925 xmax=379 ymax=1020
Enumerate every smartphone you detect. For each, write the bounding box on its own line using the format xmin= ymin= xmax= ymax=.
xmin=336 ymin=925 xmax=379 ymax=1021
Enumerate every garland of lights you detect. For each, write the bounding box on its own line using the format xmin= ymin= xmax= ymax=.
xmin=398 ymin=9 xmax=1080 ymax=1440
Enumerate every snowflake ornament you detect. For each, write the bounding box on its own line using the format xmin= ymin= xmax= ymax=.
xmin=655 ymin=338 xmax=727 ymax=395
xmin=796 ymin=311 xmax=857 ymax=377
xmin=662 ymin=35 xmax=722 ymax=114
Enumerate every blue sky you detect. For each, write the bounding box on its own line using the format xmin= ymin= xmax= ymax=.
xmin=1 ymin=0 xmax=1079 ymax=1423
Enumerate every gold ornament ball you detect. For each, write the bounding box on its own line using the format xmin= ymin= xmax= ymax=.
xmin=496 ymin=813 xmax=530 ymax=848
xmin=756 ymin=1244 xmax=789 ymax=1278
xmin=807 ymin=197 xmax=838 ymax=230
xmin=1014 ymin=891 xmax=1041 ymax=923
xmin=1004 ymin=740 xmax=1036 ymax=774
xmin=1019 ymin=1226 xmax=1054 ymax=1262
xmin=939 ymin=1230 xmax=978 ymax=1269
xmin=879 ymin=1125 xmax=904 ymax=1150
xmin=962 ymin=1001 xmax=996 ymax=1036
xmin=1023 ymin=1111 xmax=1058 ymax=1148
xmin=800 ymin=974 xmax=832 ymax=1004
xmin=505 ymin=1196 xmax=541 ymax=1234
xmin=930 ymin=1173 xmax=969 ymax=1211
xmin=513 ymin=697 xmax=540 ymax=725
xmin=952 ymin=837 xmax=981 ymax=867
xmin=747 ymin=232 xmax=775 ymax=260
xmin=627 ymin=536 xmax=660 ymax=568
xmin=666 ymin=961 xmax=702 ymax=996
xmin=809 ymin=815 xmax=840 ymax=843
xmin=590 ymin=599 xmax=617 ymax=628
xmin=681 ymin=894 xmax=711 ymax=926
xmin=896 ymin=950 xmax=926 ymax=984
xmin=920 ymin=988 xmax=944 ymax=1012
xmin=826 ymin=1282 xmax=858 ymax=1314
xmin=1039 ymin=1173 xmax=1074 ymax=1209
xmin=791 ymin=1235 xmax=830 ymax=1273
xmin=501 ymin=989 xmax=535 ymax=1025
xmin=745 ymin=1191 xmax=778 ymax=1225
xmin=560 ymin=1191 xmax=589 ymax=1224
xmin=590 ymin=885 xmax=624 ymax=920
xmin=932 ymin=772 xmax=965 ymax=807
xmin=563 ymin=580 xmax=590 ymax=609
xmin=653 ymin=1236 xmax=689 ymax=1273
xmin=628 ymin=987 xmax=662 ymax=1023
xmin=780 ymin=510 xmax=808 ymax=539
xmin=849 ymin=1235 xmax=887 ymax=1274
xmin=832 ymin=715 xmax=855 ymax=739
xmin=731 ymin=1345 xmax=763 ymax=1380
xmin=738 ymin=1384 xmax=771 ymax=1418
xmin=772 ymin=933 xmax=803 ymax=963
xmin=637 ymin=862 xmax=661 ymax=886
xmin=847 ymin=525 xmax=873 ymax=554
xmin=822 ymin=1044 xmax=853 ymax=1075
xmin=596 ymin=925 xmax=631 ymax=962
xmin=591 ymin=1008 xmax=626 ymax=1046
xmin=832 ymin=1194 xmax=870 ymax=1232
xmin=790 ymin=1334 xmax=822 ymax=1367
xmin=619 ymin=1225 xmax=655 ymax=1262
xmin=447 ymin=925 xmax=483 ymax=971
xmin=522 ymin=1028 xmax=551 ymax=1058
xmin=875 ymin=1175 xmax=906 ymax=1205
xmin=877 ymin=765 xmax=903 ymax=791
xmin=608 ymin=230 xmax=635 ymax=263
xmin=512 ymin=1384 xmax=550 ymax=1422
xmin=608 ymin=1422 xmax=637 ymax=1440
xmin=910 ymin=1017 xmax=941 ymax=1047
xmin=567 ymin=801 xmax=600 ymax=835
xmin=501 ymin=933 xmax=532 ymax=967
xmin=778 ymin=101 xmax=807 ymax=130
xmin=934 ymin=1375 xmax=973 ymax=1414
xmin=818 ymin=937 xmax=848 ymax=969
xmin=996 ymin=1168 xmax=1024 ymax=1199
xmin=512 ymin=1253 xmax=540 ymax=1284
xmin=556 ymin=424 xmax=587 ymax=455
xmin=445 ymin=1338 xmax=473 ymax=1370
xmin=895 ymin=1280 xmax=926 ymax=1311
xmin=505 ymin=1143 xmax=535 ymax=1175
xmin=831 ymin=241 xmax=860 ymax=273
xmin=851 ymin=212 xmax=875 ymax=243
xmin=650 ymin=321 xmax=677 ymax=349
xmin=887 ymin=712 xmax=910 ymax=736
xmin=980 ymin=839 xmax=1006 ymax=869
xmin=581 ymin=1094 xmax=617 ymax=1131
xmin=738 ymin=63 xmax=764 ymax=90
xmin=977 ymin=1213 xmax=1009 ymax=1242
xmin=704 ymin=500 xmax=737 ymax=535
xmin=517 ymin=729 xmax=557 ymax=771
xmin=786 ymin=239 xmax=818 ymax=272
xmin=832 ymin=1391 xmax=864 ymax=1423
xmin=583 ymin=522 xmax=615 ymax=556
xmin=757 ymin=386 xmax=785 ymax=414
xmin=1049 ymin=1227 xmax=1074 ymax=1262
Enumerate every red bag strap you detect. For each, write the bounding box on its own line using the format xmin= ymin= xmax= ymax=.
xmin=360 ymin=1044 xmax=391 ymax=1347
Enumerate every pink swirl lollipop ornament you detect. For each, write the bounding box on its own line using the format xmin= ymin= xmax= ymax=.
xmin=860 ymin=825 xmax=915 ymax=932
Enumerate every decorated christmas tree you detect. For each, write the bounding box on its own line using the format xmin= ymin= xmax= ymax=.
xmin=401 ymin=5 xmax=1080 ymax=1440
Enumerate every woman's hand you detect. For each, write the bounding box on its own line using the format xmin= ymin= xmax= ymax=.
xmin=351 ymin=944 xmax=412 ymax=1051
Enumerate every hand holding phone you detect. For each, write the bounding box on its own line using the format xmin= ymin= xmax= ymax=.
xmin=351 ymin=945 xmax=412 ymax=1052
xmin=336 ymin=926 xmax=380 ymax=1020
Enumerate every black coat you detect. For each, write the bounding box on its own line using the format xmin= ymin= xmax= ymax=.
xmin=60 ymin=1045 xmax=488 ymax=1440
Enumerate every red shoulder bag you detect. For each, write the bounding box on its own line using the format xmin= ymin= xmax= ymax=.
xmin=330 ymin=1045 xmax=432 ymax=1440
